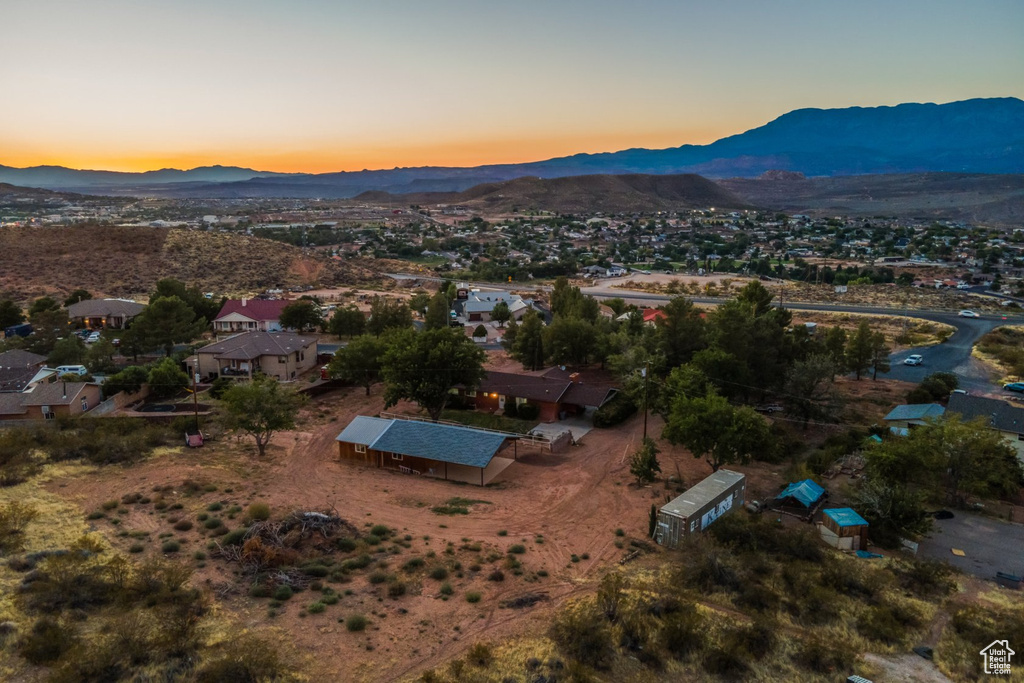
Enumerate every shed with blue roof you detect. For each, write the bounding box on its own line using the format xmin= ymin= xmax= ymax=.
xmin=336 ymin=416 xmax=518 ymax=485
xmin=820 ymin=507 xmax=870 ymax=551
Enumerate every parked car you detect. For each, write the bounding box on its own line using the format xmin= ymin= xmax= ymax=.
xmin=904 ymin=354 xmax=924 ymax=366
xmin=86 ymin=331 xmax=101 ymax=343
xmin=755 ymin=404 xmax=784 ymax=414
xmin=1004 ymin=382 xmax=1024 ymax=393
xmin=958 ymin=309 xmax=980 ymax=318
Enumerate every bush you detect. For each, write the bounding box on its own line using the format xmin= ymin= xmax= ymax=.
xmin=593 ymin=394 xmax=637 ymax=428
xmin=208 ymin=376 xmax=233 ymax=400
xmin=516 ymin=403 xmax=540 ymax=421
xmin=369 ymin=571 xmax=389 ymax=585
xmin=440 ymin=582 xmax=454 ymax=596
xmin=370 ymin=524 xmax=391 ymax=538
xmin=222 ymin=529 xmax=247 ymax=546
xmin=487 ymin=569 xmax=505 ymax=582
xmin=195 ymin=634 xmax=286 ymax=683
xmin=307 ymin=601 xmax=326 ymax=614
xmin=465 ymin=591 xmax=482 ymax=603
xmin=17 ymin=617 xmax=77 ymax=664
xmin=798 ymin=635 xmax=855 ymax=672
xmin=247 ymin=503 xmax=271 ymax=521
xmin=206 ymin=502 xmax=223 ymax=512
xmin=273 ymin=585 xmax=293 ymax=601
xmin=508 ymin=544 xmax=526 ymax=554
xmin=704 ymin=647 xmax=749 ymax=678
xmin=346 ymin=614 xmax=367 ymax=632
xmin=429 ymin=566 xmax=448 ymax=581
xmin=466 ymin=642 xmax=493 ymax=667
xmin=403 ymin=557 xmax=425 ymax=572
xmin=387 ymin=580 xmax=407 ymax=598
xmin=549 ymin=603 xmax=613 ymax=669
xmin=161 ymin=540 xmax=181 ymax=553
xmin=173 ymin=519 xmax=193 ymax=531
xmin=659 ymin=603 xmax=705 ymax=660
xmin=337 ymin=538 xmax=357 ymax=553
xmin=203 ymin=517 xmax=223 ymax=530
xmin=503 ymin=401 xmax=518 ymax=418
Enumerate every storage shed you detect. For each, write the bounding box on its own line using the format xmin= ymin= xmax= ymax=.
xmin=819 ymin=508 xmax=869 ymax=551
xmin=654 ymin=469 xmax=745 ymax=549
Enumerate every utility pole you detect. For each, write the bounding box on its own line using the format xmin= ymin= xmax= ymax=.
xmin=192 ymin=371 xmax=200 ymax=434
xmin=642 ymin=361 xmax=650 ymax=442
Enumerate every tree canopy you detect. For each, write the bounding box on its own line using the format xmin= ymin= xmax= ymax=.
xmin=328 ymin=306 xmax=366 ymax=338
xmin=279 ymin=300 xmax=323 ymax=333
xmin=221 ymin=376 xmax=306 ymax=457
xmin=130 ymin=296 xmax=207 ymax=356
xmin=663 ymin=391 xmax=771 ymax=472
xmin=367 ymin=297 xmax=413 ymax=336
xmin=327 ymin=334 xmax=387 ymax=396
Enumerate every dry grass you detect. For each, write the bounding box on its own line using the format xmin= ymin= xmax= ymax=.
xmin=973 ymin=325 xmax=1024 ymax=381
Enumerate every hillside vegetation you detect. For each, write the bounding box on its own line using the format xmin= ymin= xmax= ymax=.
xmin=357 ymin=173 xmax=752 ymax=214
xmin=0 ymin=226 xmax=383 ymax=302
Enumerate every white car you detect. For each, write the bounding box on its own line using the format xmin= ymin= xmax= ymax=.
xmin=904 ymin=354 xmax=924 ymax=366
xmin=958 ymin=310 xmax=980 ymax=318
xmin=85 ymin=331 xmax=101 ymax=343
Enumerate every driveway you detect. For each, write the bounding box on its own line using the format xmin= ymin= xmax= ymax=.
xmin=917 ymin=511 xmax=1024 ymax=580
xmin=529 ymin=417 xmax=594 ymax=443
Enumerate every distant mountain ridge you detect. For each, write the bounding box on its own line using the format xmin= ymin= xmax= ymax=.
xmin=2 ymin=97 xmax=1022 ymax=197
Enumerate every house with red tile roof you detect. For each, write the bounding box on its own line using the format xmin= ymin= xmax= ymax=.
xmin=213 ymin=298 xmax=291 ymax=339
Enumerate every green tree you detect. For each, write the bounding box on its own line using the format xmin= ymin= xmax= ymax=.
xmin=85 ymin=338 xmax=117 ymax=374
xmin=424 ymin=291 xmax=451 ymax=330
xmin=27 ymin=309 xmax=70 ymax=355
xmin=408 ymin=291 xmax=431 ymax=314
xmin=63 ymin=289 xmax=92 ymax=307
xmin=845 ymin=321 xmax=874 ymax=380
xmin=490 ymin=301 xmax=511 ymax=328
xmin=0 ymin=300 xmax=25 ymax=329
xmin=544 ymin=317 xmax=596 ymax=366
xmin=221 ymin=376 xmax=306 ymax=457
xmin=823 ymin=327 xmax=848 ymax=375
xmin=328 ymin=306 xmax=366 ymax=338
xmin=664 ymin=391 xmax=770 ymax=472
xmin=512 ymin=311 xmax=545 ymax=371
xmin=48 ymin=336 xmax=86 ymax=367
xmin=147 ymin=357 xmax=189 ymax=398
xmin=869 ymin=331 xmax=891 ymax=380
xmin=656 ymin=297 xmax=707 ymax=367
xmin=629 ymin=437 xmax=661 ymax=484
xmin=279 ymin=300 xmax=323 ymax=333
xmin=151 ymin=278 xmax=221 ymax=322
xmin=604 ymin=298 xmax=628 ymax=317
xmin=735 ymin=280 xmax=775 ymax=316
xmin=784 ymin=353 xmax=840 ymax=427
xmin=102 ymin=366 xmax=149 ymax=396
xmin=28 ymin=297 xmax=60 ymax=316
xmin=131 ymin=296 xmax=207 ymax=356
xmin=367 ymin=297 xmax=413 ymax=336
xmin=327 ymin=335 xmax=386 ymax=396
xmin=381 ymin=328 xmax=486 ymax=421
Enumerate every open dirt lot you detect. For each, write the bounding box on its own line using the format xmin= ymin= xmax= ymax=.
xmin=49 ymin=383 xmax=781 ymax=682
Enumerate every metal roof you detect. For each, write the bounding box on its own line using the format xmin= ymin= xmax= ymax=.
xmin=660 ymin=469 xmax=745 ymax=520
xmin=883 ymin=403 xmax=945 ymax=422
xmin=335 ymin=416 xmax=392 ymax=446
xmin=823 ymin=507 xmax=869 ymax=528
xmin=777 ymin=479 xmax=825 ymax=507
xmin=336 ymin=417 xmax=512 ymax=468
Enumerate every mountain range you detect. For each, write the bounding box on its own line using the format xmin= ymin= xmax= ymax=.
xmin=1 ymin=97 xmax=1021 ymax=197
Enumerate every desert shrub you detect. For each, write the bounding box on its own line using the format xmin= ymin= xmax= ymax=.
xmin=703 ymin=646 xmax=749 ymax=678
xmin=249 ymin=585 xmax=272 ymax=598
xmin=0 ymin=429 xmax=42 ymax=486
xmin=428 ymin=566 xmax=448 ymax=580
xmin=0 ymin=501 xmax=39 ymax=553
xmin=364 ymin=534 xmax=382 ymax=545
xmin=787 ymin=584 xmax=840 ymax=625
xmin=893 ymin=558 xmax=957 ymax=598
xmin=466 ymin=642 xmax=493 ymax=667
xmin=301 ymin=563 xmax=329 ymax=577
xmin=729 ymin=618 xmax=776 ymax=660
xmin=550 ymin=602 xmax=613 ymax=669
xmin=516 ymin=402 xmax=540 ymax=420
xmin=17 ymin=617 xmax=77 ymax=664
xmin=682 ymin=545 xmax=739 ymax=592
xmin=246 ymin=503 xmax=271 ymax=521
xmin=273 ymin=585 xmax=293 ymax=601
xmin=659 ymin=602 xmax=705 ymax=660
xmin=465 ymin=591 xmax=482 ymax=603
xmin=508 ymin=544 xmax=526 ymax=554
xmin=161 ymin=540 xmax=180 ymax=553
xmin=195 ymin=634 xmax=286 ymax=683
xmin=735 ymin=583 xmax=780 ymax=613
xmin=203 ymin=517 xmax=223 ymax=530
xmin=440 ymin=582 xmax=453 ymax=596
xmin=337 ymin=537 xmax=357 ymax=553
xmin=368 ymin=571 xmax=388 ymax=585
xmin=487 ymin=569 xmax=505 ymax=582
xmin=343 ymin=554 xmax=372 ymax=571
xmin=370 ymin=524 xmax=391 ymax=538
xmin=346 ymin=614 xmax=367 ymax=632
xmin=797 ymin=635 xmax=855 ymax=672
xmin=307 ymin=601 xmax=326 ymax=614
xmin=222 ymin=529 xmax=247 ymax=546
xmin=128 ymin=543 xmax=144 ymax=554
xmin=593 ymin=394 xmax=637 ymax=428
xmin=857 ymin=602 xmax=924 ymax=644
xmin=206 ymin=502 xmax=223 ymax=512
xmin=387 ymin=580 xmax=406 ymax=598
xmin=402 ymin=557 xmax=425 ymax=572
xmin=173 ymin=519 xmax=193 ymax=532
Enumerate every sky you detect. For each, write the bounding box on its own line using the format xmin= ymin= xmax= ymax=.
xmin=2 ymin=0 xmax=1022 ymax=173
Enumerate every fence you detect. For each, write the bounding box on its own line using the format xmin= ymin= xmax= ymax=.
xmin=378 ymin=411 xmax=552 ymax=451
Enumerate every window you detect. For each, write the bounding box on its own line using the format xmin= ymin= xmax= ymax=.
xmin=391 ymin=453 xmax=403 ymax=461
xmin=299 ymin=352 xmax=304 ymax=361
xmin=278 ymin=356 xmax=287 ymax=363
xmin=354 ymin=444 xmax=366 ymax=453
xmin=466 ymin=390 xmax=477 ymax=398
xmin=81 ymin=397 xmax=88 ymax=411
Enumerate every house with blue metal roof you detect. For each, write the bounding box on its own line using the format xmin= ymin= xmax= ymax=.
xmin=336 ymin=416 xmax=518 ymax=485
xmin=883 ymin=403 xmax=945 ymax=432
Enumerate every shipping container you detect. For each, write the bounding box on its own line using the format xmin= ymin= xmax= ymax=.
xmin=655 ymin=469 xmax=745 ymax=548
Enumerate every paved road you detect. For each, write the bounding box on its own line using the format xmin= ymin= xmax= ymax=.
xmin=918 ymin=511 xmax=1024 ymax=580
xmin=387 ymin=272 xmax=1023 ymax=392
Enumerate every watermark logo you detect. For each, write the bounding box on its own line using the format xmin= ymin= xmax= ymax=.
xmin=980 ymin=640 xmax=1014 ymax=676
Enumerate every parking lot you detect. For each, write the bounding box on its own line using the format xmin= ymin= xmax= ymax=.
xmin=918 ymin=511 xmax=1024 ymax=580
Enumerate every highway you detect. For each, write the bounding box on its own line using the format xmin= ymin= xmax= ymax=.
xmin=387 ymin=273 xmax=1022 ymax=393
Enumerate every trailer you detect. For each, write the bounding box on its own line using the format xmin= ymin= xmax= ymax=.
xmin=654 ymin=469 xmax=745 ymax=548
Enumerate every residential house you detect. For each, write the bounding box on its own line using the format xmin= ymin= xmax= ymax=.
xmin=947 ymin=393 xmax=1024 ymax=464
xmin=454 ymin=289 xmax=535 ymax=323
xmin=213 ymin=298 xmax=290 ymax=338
xmin=0 ymin=350 xmax=47 ymax=392
xmin=0 ymin=381 xmax=102 ymax=420
xmin=335 ymin=416 xmax=517 ymax=485
xmin=67 ymin=299 xmax=145 ymax=329
xmin=463 ymin=369 xmax=617 ymax=423
xmin=883 ymin=403 xmax=945 ymax=436
xmin=581 ymin=265 xmax=609 ymax=277
xmin=188 ymin=331 xmax=316 ymax=382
